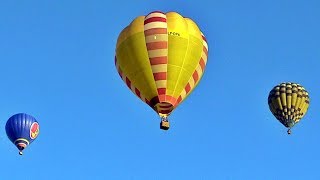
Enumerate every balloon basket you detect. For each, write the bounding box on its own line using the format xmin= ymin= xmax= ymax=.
xmin=160 ymin=121 xmax=170 ymax=130
xmin=287 ymin=129 xmax=291 ymax=135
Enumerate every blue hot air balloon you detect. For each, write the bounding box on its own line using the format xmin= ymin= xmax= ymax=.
xmin=5 ymin=113 xmax=40 ymax=155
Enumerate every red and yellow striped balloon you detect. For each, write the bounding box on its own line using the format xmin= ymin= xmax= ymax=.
xmin=115 ymin=11 xmax=208 ymax=127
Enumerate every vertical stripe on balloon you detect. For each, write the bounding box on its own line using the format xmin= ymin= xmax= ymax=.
xmin=144 ymin=11 xmax=168 ymax=102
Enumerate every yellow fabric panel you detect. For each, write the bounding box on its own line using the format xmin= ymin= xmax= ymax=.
xmin=269 ymin=87 xmax=282 ymax=115
xmin=296 ymin=97 xmax=309 ymax=123
xmin=176 ymin=35 xmax=208 ymax=107
xmin=291 ymin=86 xmax=298 ymax=109
xmin=166 ymin=13 xmax=188 ymax=97
xmin=286 ymin=84 xmax=292 ymax=109
xmin=166 ymin=12 xmax=189 ymax=39
xmin=304 ymin=103 xmax=310 ymax=115
xmin=299 ymin=102 xmax=307 ymax=118
xmin=184 ymin=18 xmax=202 ymax=39
xmin=116 ymin=16 xmax=158 ymax=100
xmin=301 ymin=96 xmax=310 ymax=116
xmin=181 ymin=36 xmax=202 ymax=77
xmin=116 ymin=16 xmax=145 ymax=48
xmin=276 ymin=96 xmax=283 ymax=110
xmin=280 ymin=85 xmax=287 ymax=109
xmin=166 ymin=12 xmax=203 ymax=98
xmin=116 ymin=26 xmax=129 ymax=49
xmin=304 ymin=92 xmax=310 ymax=112
xmin=297 ymin=91 xmax=306 ymax=114
xmin=294 ymin=87 xmax=303 ymax=111
xmin=166 ymin=65 xmax=183 ymax=96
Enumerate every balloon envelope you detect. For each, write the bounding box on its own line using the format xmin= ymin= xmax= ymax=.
xmin=268 ymin=82 xmax=310 ymax=131
xmin=5 ymin=113 xmax=40 ymax=155
xmin=115 ymin=11 xmax=208 ymax=119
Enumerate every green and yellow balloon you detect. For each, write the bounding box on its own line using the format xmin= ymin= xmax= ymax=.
xmin=268 ymin=82 xmax=310 ymax=134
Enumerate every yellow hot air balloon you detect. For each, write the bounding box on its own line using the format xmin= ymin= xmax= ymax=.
xmin=268 ymin=82 xmax=310 ymax=134
xmin=115 ymin=11 xmax=208 ymax=130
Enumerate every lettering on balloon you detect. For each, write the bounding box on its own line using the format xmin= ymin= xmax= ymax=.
xmin=168 ymin=32 xmax=180 ymax=36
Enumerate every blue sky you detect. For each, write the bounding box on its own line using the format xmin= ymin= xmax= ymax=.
xmin=0 ymin=0 xmax=319 ymax=179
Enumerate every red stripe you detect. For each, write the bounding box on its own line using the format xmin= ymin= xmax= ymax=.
xmin=199 ymin=58 xmax=205 ymax=71
xmin=17 ymin=143 xmax=27 ymax=147
xmin=159 ymin=110 xmax=172 ymax=114
xmin=177 ymin=96 xmax=182 ymax=104
xmin=135 ymin=89 xmax=141 ymax=98
xmin=148 ymin=11 xmax=165 ymax=15
xmin=150 ymin=57 xmax=167 ymax=65
xmin=159 ymin=94 xmax=166 ymax=101
xmin=166 ymin=96 xmax=177 ymax=106
xmin=146 ymin=41 xmax=167 ymax=50
xmin=192 ymin=71 xmax=199 ymax=82
xmin=159 ymin=104 xmax=172 ymax=108
xmin=149 ymin=95 xmax=177 ymax=107
xmin=125 ymin=77 xmax=131 ymax=88
xmin=202 ymin=35 xmax=207 ymax=43
xmin=203 ymin=46 xmax=208 ymax=57
xmin=144 ymin=28 xmax=167 ymax=36
xmin=144 ymin=17 xmax=166 ymax=25
xmin=185 ymin=83 xmax=191 ymax=94
xmin=159 ymin=107 xmax=171 ymax=111
xmin=154 ymin=72 xmax=166 ymax=80
xmin=157 ymin=88 xmax=166 ymax=95
xmin=165 ymin=96 xmax=172 ymax=105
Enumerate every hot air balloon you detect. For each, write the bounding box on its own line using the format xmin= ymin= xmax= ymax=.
xmin=115 ymin=11 xmax=208 ymax=130
xmin=5 ymin=113 xmax=40 ymax=155
xmin=268 ymin=82 xmax=310 ymax=134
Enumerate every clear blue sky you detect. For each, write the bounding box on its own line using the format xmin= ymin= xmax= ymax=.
xmin=0 ymin=0 xmax=319 ymax=179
